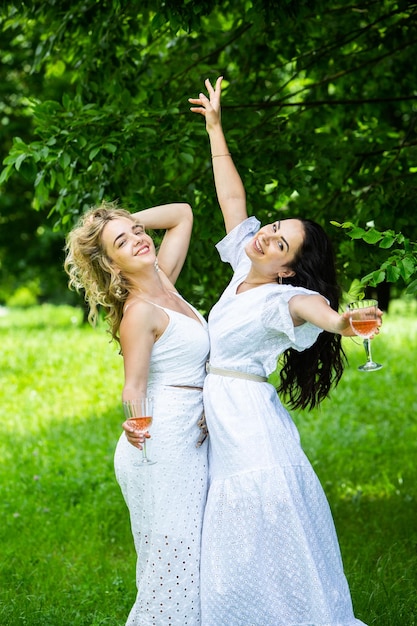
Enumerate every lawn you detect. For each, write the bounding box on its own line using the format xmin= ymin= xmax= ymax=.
xmin=0 ymin=301 xmax=416 ymax=625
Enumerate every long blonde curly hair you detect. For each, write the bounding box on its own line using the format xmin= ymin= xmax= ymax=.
xmin=64 ymin=200 xmax=139 ymax=345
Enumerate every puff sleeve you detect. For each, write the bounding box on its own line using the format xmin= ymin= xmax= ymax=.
xmin=215 ymin=217 xmax=261 ymax=271
xmin=261 ymin=287 xmax=325 ymax=352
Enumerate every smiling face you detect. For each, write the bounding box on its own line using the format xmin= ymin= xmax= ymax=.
xmin=101 ymin=216 xmax=156 ymax=276
xmin=245 ymin=219 xmax=305 ymax=279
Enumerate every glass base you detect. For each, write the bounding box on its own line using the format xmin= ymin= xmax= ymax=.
xmin=133 ymin=458 xmax=157 ymax=467
xmin=358 ymin=361 xmax=383 ymax=372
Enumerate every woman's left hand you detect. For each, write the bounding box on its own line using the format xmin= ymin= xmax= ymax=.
xmin=339 ymin=308 xmax=383 ymax=338
xmin=189 ymin=76 xmax=223 ymax=131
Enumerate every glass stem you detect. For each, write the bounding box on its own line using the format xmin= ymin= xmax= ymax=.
xmin=363 ymin=338 xmax=373 ymax=364
xmin=142 ymin=439 xmax=148 ymax=461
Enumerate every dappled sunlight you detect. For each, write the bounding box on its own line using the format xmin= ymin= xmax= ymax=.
xmin=1 ymin=303 xmax=416 ymax=625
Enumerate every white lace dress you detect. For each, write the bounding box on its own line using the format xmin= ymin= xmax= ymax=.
xmin=201 ymin=217 xmax=367 ymax=626
xmin=114 ymin=297 xmax=209 ymax=626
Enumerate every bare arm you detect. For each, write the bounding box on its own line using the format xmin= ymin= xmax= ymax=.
xmin=119 ymin=301 xmax=162 ymax=447
xmin=289 ymin=294 xmax=383 ymax=337
xmin=131 ymin=202 xmax=193 ymax=284
xmin=189 ymin=77 xmax=248 ymax=234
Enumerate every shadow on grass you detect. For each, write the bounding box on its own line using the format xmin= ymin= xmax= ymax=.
xmin=3 ymin=408 xmax=417 ymax=625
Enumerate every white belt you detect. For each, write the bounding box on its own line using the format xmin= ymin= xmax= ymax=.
xmin=205 ymin=363 xmax=267 ymax=383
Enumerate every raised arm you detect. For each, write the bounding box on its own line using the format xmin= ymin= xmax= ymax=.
xmin=189 ymin=77 xmax=248 ymax=234
xmin=131 ymin=202 xmax=193 ymax=284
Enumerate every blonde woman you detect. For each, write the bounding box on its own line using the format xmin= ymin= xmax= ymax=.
xmin=65 ymin=201 xmax=209 ymax=625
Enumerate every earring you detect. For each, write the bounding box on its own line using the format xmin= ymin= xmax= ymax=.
xmin=154 ymin=259 xmax=160 ymax=272
xmin=278 ymin=275 xmax=282 ymax=285
xmin=115 ymin=286 xmax=123 ymax=298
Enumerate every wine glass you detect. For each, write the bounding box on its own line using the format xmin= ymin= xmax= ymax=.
xmin=347 ymin=299 xmax=382 ymax=372
xmin=123 ymin=397 xmax=156 ymax=466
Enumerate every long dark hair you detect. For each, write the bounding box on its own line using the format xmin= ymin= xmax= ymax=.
xmin=277 ymin=219 xmax=347 ymax=410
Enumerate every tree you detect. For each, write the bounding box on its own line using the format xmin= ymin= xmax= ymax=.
xmin=1 ymin=0 xmax=417 ymax=310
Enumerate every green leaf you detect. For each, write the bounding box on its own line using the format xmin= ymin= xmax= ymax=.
xmin=398 ymin=257 xmax=416 ymax=281
xmin=103 ymin=143 xmax=117 ymax=154
xmin=405 ymin=279 xmax=417 ymax=294
xmin=88 ymin=147 xmax=101 ymax=160
xmin=345 ymin=278 xmax=365 ymax=302
xmin=179 ymin=152 xmax=194 ymax=164
xmin=385 ymin=265 xmax=402 ymax=282
xmin=361 ymin=270 xmax=386 ymax=286
xmin=15 ymin=153 xmax=29 ymax=171
xmin=379 ymin=233 xmax=397 ymax=249
xmin=0 ymin=165 xmax=13 ymax=185
xmin=362 ymin=229 xmax=383 ymax=244
xmin=11 ymin=137 xmax=28 ymax=149
xmin=59 ymin=152 xmax=71 ymax=170
xmin=347 ymin=226 xmax=367 ymax=240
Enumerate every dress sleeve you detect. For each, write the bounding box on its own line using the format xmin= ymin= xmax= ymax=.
xmin=261 ymin=287 xmax=325 ymax=352
xmin=215 ymin=216 xmax=261 ymax=271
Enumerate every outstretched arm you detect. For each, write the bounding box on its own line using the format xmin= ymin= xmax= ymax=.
xmin=131 ymin=202 xmax=193 ymax=284
xmin=289 ymin=294 xmax=383 ymax=337
xmin=189 ymin=77 xmax=248 ymax=234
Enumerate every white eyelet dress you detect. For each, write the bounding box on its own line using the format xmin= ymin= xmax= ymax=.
xmin=114 ymin=297 xmax=209 ymax=626
xmin=201 ymin=217 xmax=367 ymax=626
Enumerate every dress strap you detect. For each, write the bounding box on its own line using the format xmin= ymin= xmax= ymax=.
xmin=123 ymin=296 xmax=172 ymax=314
xmin=206 ymin=363 xmax=267 ymax=383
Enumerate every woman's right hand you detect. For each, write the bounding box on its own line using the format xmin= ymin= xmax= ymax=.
xmin=122 ymin=420 xmax=151 ymax=449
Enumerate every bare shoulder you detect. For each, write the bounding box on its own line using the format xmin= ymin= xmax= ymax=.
xmin=289 ymin=293 xmax=328 ymax=308
xmin=120 ymin=298 xmax=167 ymax=341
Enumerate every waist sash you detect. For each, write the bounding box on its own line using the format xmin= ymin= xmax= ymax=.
xmin=206 ymin=362 xmax=267 ymax=383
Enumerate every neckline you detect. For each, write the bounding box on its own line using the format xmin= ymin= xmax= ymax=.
xmin=154 ymin=302 xmax=205 ymax=328
xmin=125 ymin=292 xmax=205 ymax=327
xmin=235 ymin=280 xmax=278 ymax=296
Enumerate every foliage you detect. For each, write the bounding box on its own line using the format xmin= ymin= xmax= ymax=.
xmin=0 ymin=1 xmax=417 ymax=308
xmin=332 ymin=220 xmax=417 ymax=295
xmin=0 ymin=302 xmax=416 ymax=624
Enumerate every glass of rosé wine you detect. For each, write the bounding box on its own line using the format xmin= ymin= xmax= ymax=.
xmin=123 ymin=397 xmax=156 ymax=466
xmin=347 ymin=299 xmax=382 ymax=372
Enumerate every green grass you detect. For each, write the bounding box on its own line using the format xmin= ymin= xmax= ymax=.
xmin=1 ymin=301 xmax=416 ymax=625
xmin=0 ymin=305 xmax=131 ymax=625
xmin=292 ymin=297 xmax=417 ymax=625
